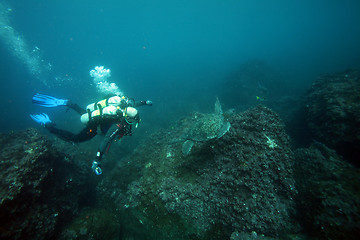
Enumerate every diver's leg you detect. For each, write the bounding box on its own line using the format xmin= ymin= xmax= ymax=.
xmin=67 ymin=103 xmax=87 ymax=115
xmin=47 ymin=124 xmax=97 ymax=143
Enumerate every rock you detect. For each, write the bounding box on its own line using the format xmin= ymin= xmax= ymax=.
xmin=294 ymin=142 xmax=360 ymax=239
xmin=0 ymin=128 xmax=91 ymax=240
xmin=100 ymin=105 xmax=298 ymax=239
xmin=59 ymin=208 xmax=121 ymax=240
xmin=305 ymin=69 xmax=360 ymax=166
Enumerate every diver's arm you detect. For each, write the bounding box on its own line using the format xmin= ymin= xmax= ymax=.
xmin=92 ymin=124 xmax=121 ymax=175
xmin=119 ymin=97 xmax=152 ymax=108
xmin=134 ymin=100 xmax=153 ymax=107
xmin=96 ymin=124 xmax=122 ymax=161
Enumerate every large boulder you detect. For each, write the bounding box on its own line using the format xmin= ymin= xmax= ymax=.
xmin=59 ymin=208 xmax=121 ymax=240
xmin=294 ymin=143 xmax=360 ymax=239
xmin=306 ymin=69 xmax=360 ymax=166
xmin=0 ymin=129 xmax=92 ymax=240
xmin=98 ymin=105 xmax=298 ymax=239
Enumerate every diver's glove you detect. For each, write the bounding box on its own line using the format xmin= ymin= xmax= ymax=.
xmin=145 ymin=100 xmax=153 ymax=106
xmin=30 ymin=113 xmax=52 ymax=127
xmin=91 ymin=160 xmax=102 ymax=175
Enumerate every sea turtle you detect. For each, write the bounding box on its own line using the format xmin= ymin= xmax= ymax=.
xmin=176 ymin=98 xmax=231 ymax=156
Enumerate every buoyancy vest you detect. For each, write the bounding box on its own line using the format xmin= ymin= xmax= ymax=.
xmin=85 ymin=96 xmax=124 ymax=112
xmin=80 ymin=96 xmax=126 ymax=124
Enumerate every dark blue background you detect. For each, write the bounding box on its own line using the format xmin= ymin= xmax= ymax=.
xmin=1 ymin=0 xmax=360 ymax=132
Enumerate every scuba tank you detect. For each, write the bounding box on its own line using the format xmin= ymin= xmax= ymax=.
xmin=80 ymin=105 xmax=120 ymax=124
xmin=85 ymin=96 xmax=123 ymax=112
xmin=80 ymin=95 xmax=137 ymax=124
xmin=80 ymin=96 xmax=124 ymax=124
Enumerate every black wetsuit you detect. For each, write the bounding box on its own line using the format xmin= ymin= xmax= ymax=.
xmin=46 ymin=99 xmax=148 ymax=161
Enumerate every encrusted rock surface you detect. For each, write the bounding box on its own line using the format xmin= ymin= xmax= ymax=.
xmin=306 ymin=69 xmax=360 ymax=166
xmin=294 ymin=142 xmax=360 ymax=240
xmin=0 ymin=128 xmax=90 ymax=240
xmin=98 ymin=105 xmax=298 ymax=239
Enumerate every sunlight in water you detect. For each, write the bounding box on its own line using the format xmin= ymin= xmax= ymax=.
xmin=0 ymin=2 xmax=52 ymax=85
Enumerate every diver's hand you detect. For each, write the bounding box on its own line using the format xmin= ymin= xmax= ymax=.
xmin=146 ymin=100 xmax=153 ymax=106
xmin=91 ymin=160 xmax=102 ymax=175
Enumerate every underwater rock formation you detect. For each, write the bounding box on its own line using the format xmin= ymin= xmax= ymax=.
xmin=101 ymin=105 xmax=298 ymax=239
xmin=59 ymin=208 xmax=121 ymax=240
xmin=306 ymin=69 xmax=360 ymax=166
xmin=0 ymin=129 xmax=91 ymax=240
xmin=294 ymin=142 xmax=360 ymax=239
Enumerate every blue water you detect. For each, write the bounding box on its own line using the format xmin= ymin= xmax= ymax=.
xmin=1 ymin=0 xmax=360 ymax=132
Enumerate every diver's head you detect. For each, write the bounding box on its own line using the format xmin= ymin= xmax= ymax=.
xmin=124 ymin=107 xmax=140 ymax=125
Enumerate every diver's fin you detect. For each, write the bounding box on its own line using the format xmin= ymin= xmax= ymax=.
xmin=32 ymin=93 xmax=69 ymax=107
xmin=30 ymin=113 xmax=52 ymax=127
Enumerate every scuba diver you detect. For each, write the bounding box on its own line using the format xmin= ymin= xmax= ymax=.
xmin=30 ymin=93 xmax=152 ymax=175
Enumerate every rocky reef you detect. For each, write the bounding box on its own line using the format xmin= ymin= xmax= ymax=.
xmin=98 ymin=105 xmax=298 ymax=239
xmin=306 ymin=69 xmax=360 ymax=166
xmin=294 ymin=142 xmax=360 ymax=239
xmin=2 ymin=68 xmax=360 ymax=240
xmin=0 ymin=129 xmax=92 ymax=240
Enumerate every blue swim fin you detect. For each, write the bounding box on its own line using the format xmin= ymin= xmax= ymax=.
xmin=32 ymin=93 xmax=69 ymax=107
xmin=30 ymin=113 xmax=52 ymax=127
